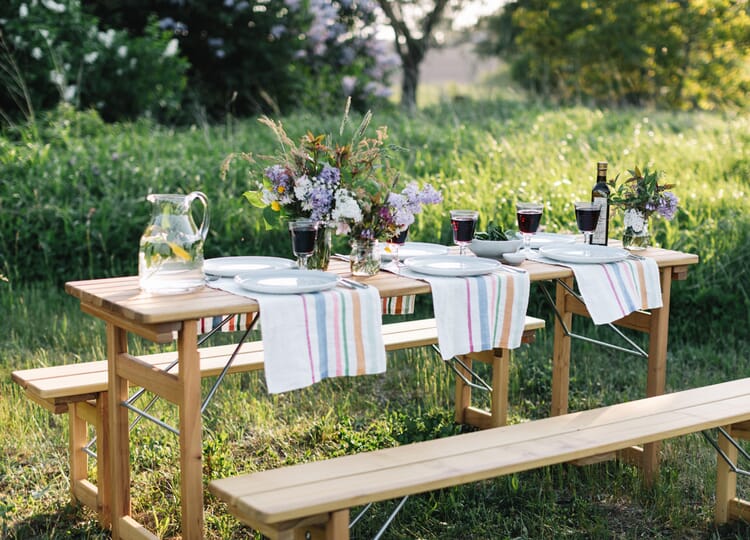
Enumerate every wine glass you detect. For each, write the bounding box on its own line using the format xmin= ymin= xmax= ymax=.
xmin=450 ymin=210 xmax=478 ymax=256
xmin=574 ymin=202 xmax=601 ymax=257
xmin=288 ymin=219 xmax=318 ymax=269
xmin=387 ymin=227 xmax=409 ymax=271
xmin=516 ymin=202 xmax=543 ymax=255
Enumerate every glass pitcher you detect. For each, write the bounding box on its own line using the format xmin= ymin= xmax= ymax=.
xmin=138 ymin=191 xmax=210 ymax=294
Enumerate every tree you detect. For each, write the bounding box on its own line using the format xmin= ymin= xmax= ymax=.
xmin=478 ymin=0 xmax=750 ymax=110
xmin=375 ymin=0 xmax=453 ymax=113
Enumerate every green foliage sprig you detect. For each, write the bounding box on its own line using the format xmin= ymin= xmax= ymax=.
xmin=608 ymin=166 xmax=679 ymax=220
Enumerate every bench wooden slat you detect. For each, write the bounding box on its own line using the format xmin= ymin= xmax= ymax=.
xmin=12 ymin=316 xmax=544 ymax=404
xmin=210 ymin=379 xmax=750 ymax=526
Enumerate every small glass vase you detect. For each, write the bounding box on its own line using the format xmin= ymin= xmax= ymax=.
xmin=349 ymin=239 xmax=381 ymax=276
xmin=622 ymin=208 xmax=650 ymax=251
xmin=307 ymin=223 xmax=333 ymax=270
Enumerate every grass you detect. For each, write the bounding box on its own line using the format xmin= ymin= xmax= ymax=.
xmin=1 ymin=88 xmax=750 ymax=538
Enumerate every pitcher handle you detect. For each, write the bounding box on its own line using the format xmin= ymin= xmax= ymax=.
xmin=187 ymin=191 xmax=210 ymax=241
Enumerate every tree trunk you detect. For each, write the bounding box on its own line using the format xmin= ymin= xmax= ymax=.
xmin=400 ymin=59 xmax=420 ymax=113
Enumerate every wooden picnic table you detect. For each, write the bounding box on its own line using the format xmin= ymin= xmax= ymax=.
xmin=65 ymin=244 xmax=698 ymax=539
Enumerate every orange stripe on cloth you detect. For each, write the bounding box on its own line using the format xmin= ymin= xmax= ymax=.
xmin=499 ymin=274 xmax=516 ymax=347
xmin=634 ymin=261 xmax=648 ymax=308
xmin=351 ymin=291 xmax=367 ymax=375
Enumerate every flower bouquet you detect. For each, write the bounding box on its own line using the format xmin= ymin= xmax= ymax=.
xmin=608 ymin=166 xmax=679 ymax=249
xmin=222 ymin=101 xmax=441 ymax=272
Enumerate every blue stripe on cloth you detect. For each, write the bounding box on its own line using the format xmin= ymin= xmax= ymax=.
xmin=313 ymin=292 xmax=329 ymax=379
xmin=610 ymin=263 xmax=638 ymax=313
xmin=474 ymin=276 xmax=492 ymax=351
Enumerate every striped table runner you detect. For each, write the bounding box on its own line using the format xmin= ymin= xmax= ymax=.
xmin=208 ymin=278 xmax=386 ymax=393
xmin=396 ymin=268 xmax=531 ymax=360
xmin=537 ymin=256 xmax=662 ymax=325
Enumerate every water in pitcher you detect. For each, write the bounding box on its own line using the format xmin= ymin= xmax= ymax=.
xmin=138 ymin=191 xmax=210 ymax=294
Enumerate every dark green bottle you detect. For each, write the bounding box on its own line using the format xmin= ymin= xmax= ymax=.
xmin=590 ymin=161 xmax=610 ymax=245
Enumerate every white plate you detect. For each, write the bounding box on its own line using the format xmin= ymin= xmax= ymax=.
xmin=379 ymin=242 xmax=449 ymax=261
xmin=234 ymin=270 xmax=339 ymax=294
xmin=539 ymin=245 xmax=630 ymax=264
xmin=204 ymin=256 xmax=296 ymax=277
xmin=404 ymin=255 xmax=501 ymax=277
xmin=515 ymin=232 xmax=577 ymax=249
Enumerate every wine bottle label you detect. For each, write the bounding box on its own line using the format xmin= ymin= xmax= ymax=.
xmin=590 ymin=197 xmax=608 ymax=245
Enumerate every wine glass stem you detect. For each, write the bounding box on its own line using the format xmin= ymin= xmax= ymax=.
xmin=298 ymin=255 xmax=308 ymax=269
xmin=523 ymin=234 xmax=531 ymax=252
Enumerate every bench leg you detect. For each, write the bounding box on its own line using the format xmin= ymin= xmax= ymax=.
xmin=69 ymin=402 xmax=88 ymax=502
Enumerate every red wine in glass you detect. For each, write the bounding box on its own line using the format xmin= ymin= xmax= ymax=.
xmin=516 ymin=202 xmax=544 ymax=254
xmin=449 ymin=210 xmax=478 ymax=255
xmin=574 ymin=202 xmax=601 ymax=255
xmin=289 ymin=219 xmax=318 ymax=268
xmin=387 ymin=228 xmax=409 ymax=270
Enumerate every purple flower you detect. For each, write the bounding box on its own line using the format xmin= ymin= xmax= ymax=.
xmin=265 ymin=165 xmax=293 ymax=194
xmin=656 ymin=192 xmax=679 ymax=220
xmin=318 ymin=164 xmax=341 ymax=186
xmin=308 ymin=184 xmax=334 ymax=222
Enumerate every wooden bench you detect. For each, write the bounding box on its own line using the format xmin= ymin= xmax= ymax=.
xmin=209 ymin=378 xmax=750 ymax=540
xmin=11 ymin=316 xmax=545 ymax=521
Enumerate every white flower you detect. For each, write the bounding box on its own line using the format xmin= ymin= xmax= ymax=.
xmin=63 ymin=84 xmax=76 ymax=102
xmin=163 ymin=39 xmax=179 ymax=58
xmin=117 ymin=45 xmax=127 ymax=58
xmin=49 ymin=70 xmax=64 ymax=86
xmin=31 ymin=47 xmax=43 ymax=60
xmin=39 ymin=29 xmax=50 ymax=40
xmin=98 ymin=29 xmax=115 ymax=48
xmin=19 ymin=4 xmax=29 ymax=17
xmin=84 ymin=51 xmax=99 ymax=64
xmin=41 ymin=0 xmax=66 ymax=13
xmin=332 ymin=192 xmax=362 ymax=222
xmin=293 ymin=175 xmax=312 ymax=200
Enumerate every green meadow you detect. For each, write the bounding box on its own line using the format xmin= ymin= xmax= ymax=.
xmin=1 ymin=94 xmax=749 ymax=538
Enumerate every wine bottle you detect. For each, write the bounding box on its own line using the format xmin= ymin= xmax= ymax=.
xmin=590 ymin=161 xmax=610 ymax=245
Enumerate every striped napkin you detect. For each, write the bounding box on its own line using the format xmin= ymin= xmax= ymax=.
xmin=538 ymin=256 xmax=662 ymax=325
xmin=396 ymin=267 xmax=531 ymax=360
xmin=208 ymin=278 xmax=386 ymax=394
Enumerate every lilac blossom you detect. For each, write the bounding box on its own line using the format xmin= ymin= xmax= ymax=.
xmin=318 ymin=164 xmax=341 ymax=186
xmin=656 ymin=192 xmax=679 ymax=220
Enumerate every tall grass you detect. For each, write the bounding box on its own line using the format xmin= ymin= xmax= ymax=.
xmin=1 ymin=96 xmax=749 ymax=538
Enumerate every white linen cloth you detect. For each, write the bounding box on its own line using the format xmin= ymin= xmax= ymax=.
xmin=395 ymin=266 xmax=531 ymax=360
xmin=208 ymin=278 xmax=386 ymax=394
xmin=535 ymin=256 xmax=663 ymax=325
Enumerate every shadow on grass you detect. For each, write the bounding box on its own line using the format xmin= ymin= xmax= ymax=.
xmin=4 ymin=504 xmax=107 ymax=540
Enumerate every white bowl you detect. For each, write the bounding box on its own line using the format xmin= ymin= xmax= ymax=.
xmin=468 ymin=239 xmax=523 ymax=259
xmin=502 ymin=252 xmax=526 ymax=266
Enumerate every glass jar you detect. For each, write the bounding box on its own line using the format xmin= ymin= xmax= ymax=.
xmin=307 ymin=222 xmax=333 ymax=270
xmin=622 ymin=208 xmax=650 ymax=251
xmin=349 ymin=239 xmax=380 ymax=276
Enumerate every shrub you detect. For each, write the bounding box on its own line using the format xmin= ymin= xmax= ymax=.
xmin=84 ymin=0 xmax=399 ymax=118
xmin=0 ymin=0 xmax=188 ymax=124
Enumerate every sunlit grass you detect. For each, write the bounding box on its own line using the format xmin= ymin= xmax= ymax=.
xmin=1 ymin=95 xmax=749 ymax=538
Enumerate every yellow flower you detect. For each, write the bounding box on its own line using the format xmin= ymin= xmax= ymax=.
xmin=271 ymin=201 xmax=281 ymax=212
xmin=277 ymin=186 xmax=286 ymax=193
